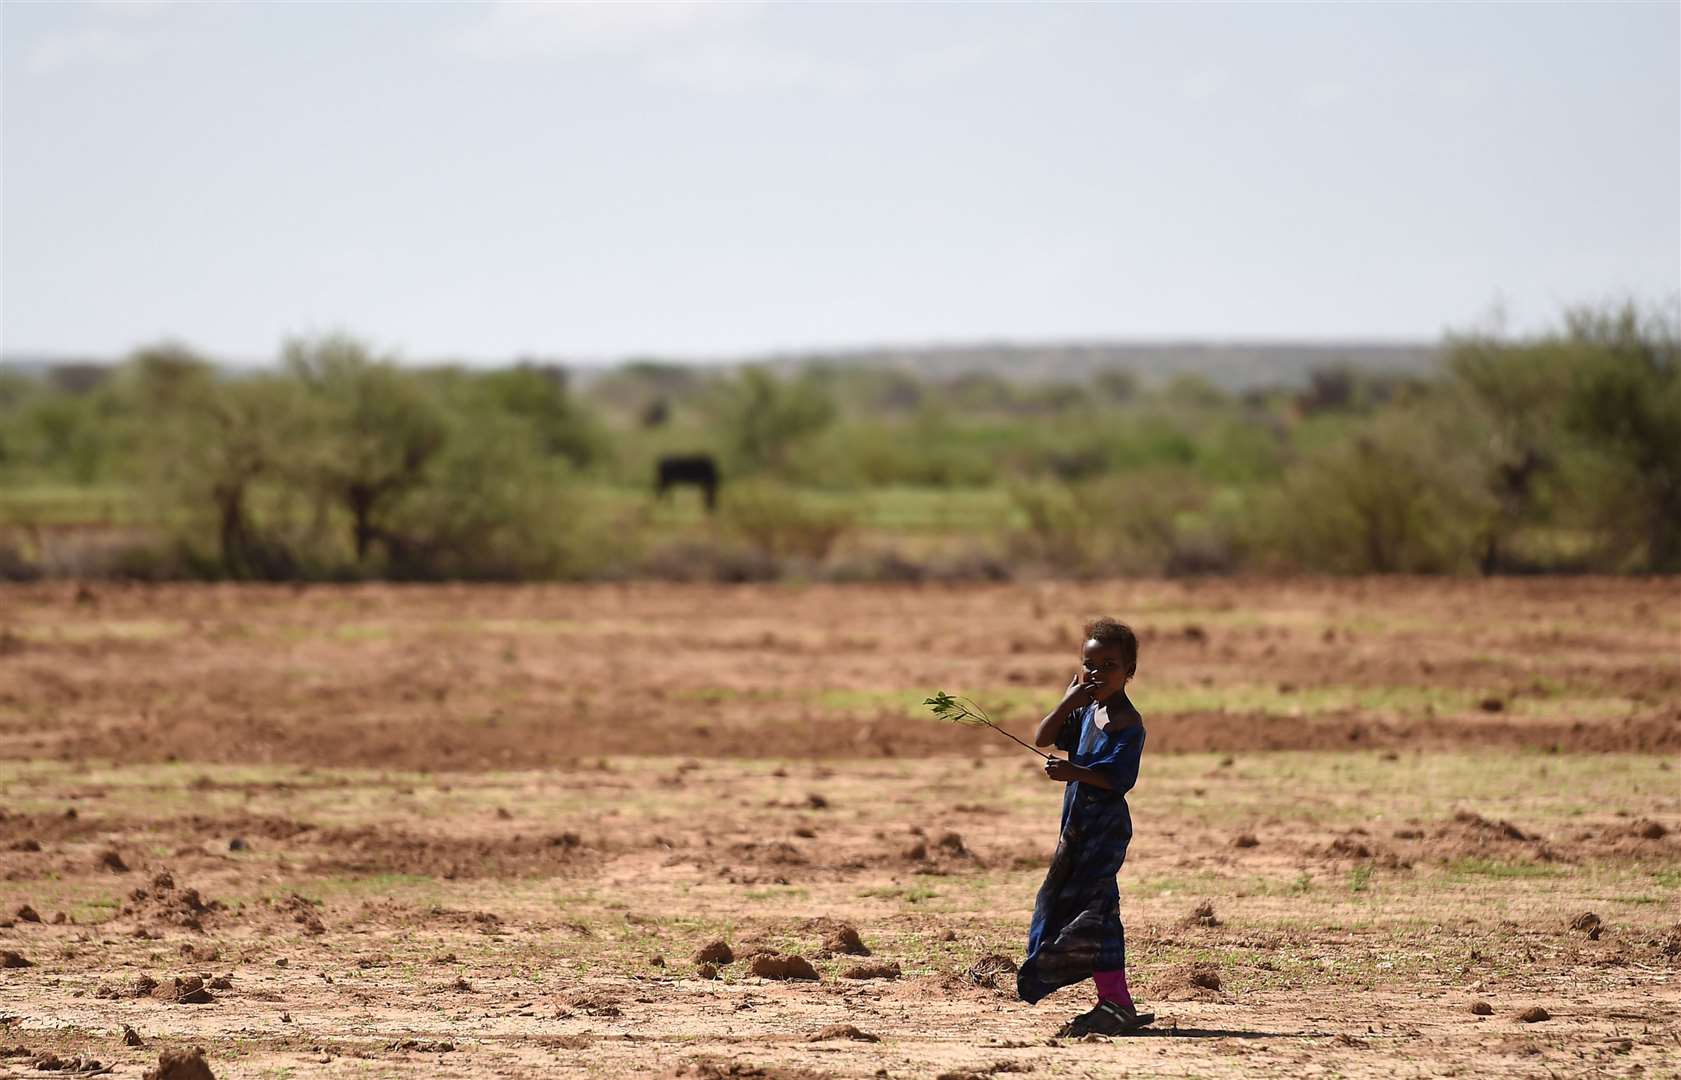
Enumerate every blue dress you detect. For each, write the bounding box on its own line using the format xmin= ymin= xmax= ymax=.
xmin=1017 ymin=693 xmax=1145 ymax=1004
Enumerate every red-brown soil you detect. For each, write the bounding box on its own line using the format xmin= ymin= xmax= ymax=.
xmin=0 ymin=579 xmax=1676 ymax=1077
xmin=0 ymin=578 xmax=1676 ymax=769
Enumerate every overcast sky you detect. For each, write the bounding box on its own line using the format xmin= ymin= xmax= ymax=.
xmin=3 ymin=1 xmax=1678 ymax=363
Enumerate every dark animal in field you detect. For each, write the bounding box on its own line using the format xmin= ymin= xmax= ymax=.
xmin=656 ymin=454 xmax=720 ymax=512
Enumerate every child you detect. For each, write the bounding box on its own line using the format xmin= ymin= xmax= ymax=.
xmin=1017 ymin=616 xmax=1152 ymax=1036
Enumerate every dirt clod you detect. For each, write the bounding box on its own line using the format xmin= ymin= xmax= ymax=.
xmin=1470 ymin=1000 xmax=1493 ymax=1015
xmin=1232 ymin=833 xmax=1259 ymax=848
xmin=0 ymin=950 xmax=31 ymax=968
xmin=1571 ymin=912 xmax=1601 ymax=933
xmin=119 ymin=873 xmax=223 ymax=932
xmin=693 ymin=939 xmax=734 ymax=965
xmin=97 ymin=848 xmax=128 ymax=872
xmin=275 ymin=893 xmax=325 ymax=935
xmin=1155 ymin=961 xmax=1223 ymax=1000
xmin=748 ymin=953 xmax=819 ymax=981
xmin=14 ymin=905 xmax=40 ymax=923
xmin=823 ymin=925 xmax=870 ymax=956
xmin=30 ymin=1052 xmax=107 ymax=1072
xmin=142 ymin=1046 xmax=214 ymax=1080
xmin=935 ymin=832 xmax=970 ymax=857
xmin=1182 ymin=900 xmax=1219 ymax=927
xmin=696 ymin=963 xmax=718 ymax=980
xmin=841 ymin=960 xmax=900 ymax=980
xmin=1326 ymin=835 xmax=1373 ymax=859
xmin=96 ymin=973 xmax=158 ymax=999
xmin=154 ymin=975 xmax=213 ymax=1004
xmin=808 ymin=1024 xmax=878 ymax=1042
xmin=123 ymin=1025 xmax=145 ymax=1047
xmin=1516 ymin=1006 xmax=1550 ymax=1023
xmin=1447 ymin=811 xmax=1531 ymax=843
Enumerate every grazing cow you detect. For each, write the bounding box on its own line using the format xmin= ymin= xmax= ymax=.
xmin=655 ymin=454 xmax=720 ymax=512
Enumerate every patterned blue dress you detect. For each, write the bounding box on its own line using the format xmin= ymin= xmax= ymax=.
xmin=1017 ymin=693 xmax=1146 ymax=1004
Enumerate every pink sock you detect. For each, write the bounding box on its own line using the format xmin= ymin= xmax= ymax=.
xmin=1093 ymin=968 xmax=1132 ymax=1009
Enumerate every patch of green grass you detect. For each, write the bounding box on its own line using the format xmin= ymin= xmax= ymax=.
xmin=1129 ymin=872 xmax=1229 ymax=899
xmin=14 ymin=619 xmax=182 ymax=642
xmin=0 ymin=484 xmax=144 ymax=525
xmin=743 ymin=886 xmax=809 ymax=901
xmin=1347 ymin=865 xmax=1373 ymax=893
xmin=817 ymin=686 xmax=1054 ymax=721
xmin=1653 ymin=870 xmax=1681 ymax=889
xmin=1135 ymin=681 xmax=1632 ymax=721
xmin=1445 ymin=858 xmax=1563 ymax=880
xmin=857 ymin=884 xmax=940 ymax=904
xmin=302 ymin=874 xmax=439 ymax=901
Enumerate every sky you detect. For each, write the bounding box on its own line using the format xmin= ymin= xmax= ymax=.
xmin=3 ymin=1 xmax=1678 ymax=364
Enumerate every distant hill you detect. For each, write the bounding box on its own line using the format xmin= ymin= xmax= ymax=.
xmin=5 ymin=340 xmax=1443 ymax=393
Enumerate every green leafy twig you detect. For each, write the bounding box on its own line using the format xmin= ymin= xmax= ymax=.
xmin=923 ymin=691 xmax=1052 ymax=761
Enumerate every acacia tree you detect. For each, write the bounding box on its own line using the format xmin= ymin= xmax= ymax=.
xmin=128 ymin=343 xmax=301 ymax=577
xmin=1262 ymin=406 xmax=1496 ymax=574
xmin=461 ymin=364 xmax=603 ymax=466
xmin=283 ymin=336 xmax=447 ymax=563
xmin=1559 ymin=304 xmax=1681 ymax=570
xmin=1447 ymin=302 xmax=1680 ymax=572
xmin=711 ymin=367 xmax=836 ymax=474
xmin=1446 ymin=332 xmax=1577 ymax=571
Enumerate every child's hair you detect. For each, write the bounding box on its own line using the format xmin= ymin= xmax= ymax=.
xmin=1084 ymin=616 xmax=1139 ymax=676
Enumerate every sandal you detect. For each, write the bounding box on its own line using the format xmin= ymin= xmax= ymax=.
xmin=1060 ymin=1000 xmax=1154 ymax=1037
xmin=1054 ymin=1007 xmax=1099 ymax=1038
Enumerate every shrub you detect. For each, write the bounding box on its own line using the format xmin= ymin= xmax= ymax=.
xmin=1008 ymin=467 xmax=1220 ymax=576
xmin=707 ymin=368 xmax=836 ymax=475
xmin=1253 ymin=408 xmax=1495 ymax=573
xmin=720 ymin=482 xmax=854 ymax=561
xmin=284 ymin=335 xmax=450 ymax=563
xmin=639 ymin=536 xmax=780 ymax=582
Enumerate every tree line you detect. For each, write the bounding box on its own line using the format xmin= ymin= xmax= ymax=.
xmin=0 ymin=301 xmax=1675 ymax=579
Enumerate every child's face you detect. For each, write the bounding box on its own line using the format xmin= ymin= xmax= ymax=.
xmin=1080 ymin=639 xmax=1133 ymax=702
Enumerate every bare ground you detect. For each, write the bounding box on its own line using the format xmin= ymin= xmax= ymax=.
xmin=1 ymin=578 xmax=1677 ymax=1078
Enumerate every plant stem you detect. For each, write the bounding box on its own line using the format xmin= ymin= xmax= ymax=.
xmin=952 ymin=698 xmax=1052 ymax=761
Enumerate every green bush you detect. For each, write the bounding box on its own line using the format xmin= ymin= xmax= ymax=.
xmin=706 ymin=367 xmax=836 ymax=475
xmin=1008 ymin=466 xmax=1223 ymax=575
xmin=720 ymin=481 xmax=854 ymax=561
xmin=1253 ymin=408 xmax=1495 ymax=573
xmin=1558 ymin=304 xmax=1681 ymax=570
xmin=6 ymin=300 xmax=1675 ymax=581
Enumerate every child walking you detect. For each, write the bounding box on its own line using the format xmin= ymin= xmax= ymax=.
xmin=1017 ymin=616 xmax=1153 ymax=1036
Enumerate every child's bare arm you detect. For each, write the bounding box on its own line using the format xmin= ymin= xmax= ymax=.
xmin=1034 ymin=673 xmax=1094 ymax=747
xmin=1043 ymin=758 xmax=1113 ymax=789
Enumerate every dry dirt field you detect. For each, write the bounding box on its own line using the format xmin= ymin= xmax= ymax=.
xmin=1 ymin=578 xmax=1678 ymax=1079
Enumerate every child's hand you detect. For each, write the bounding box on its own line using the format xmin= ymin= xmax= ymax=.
xmin=1063 ymin=673 xmax=1095 ymax=704
xmin=1044 ymin=758 xmax=1080 ymax=783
